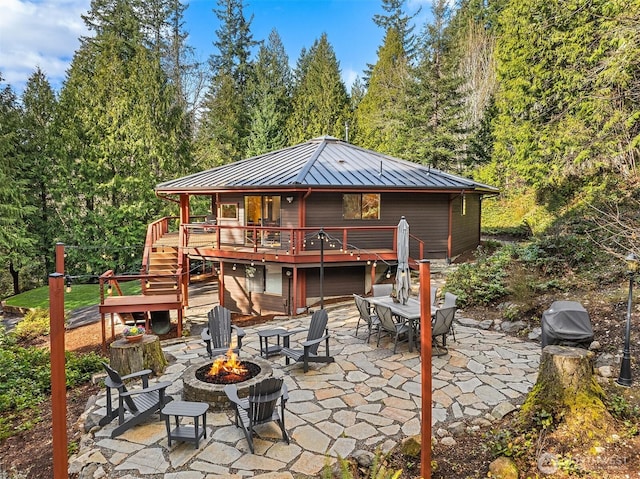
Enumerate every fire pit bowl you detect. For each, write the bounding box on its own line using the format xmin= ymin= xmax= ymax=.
xmin=183 ymin=356 xmax=273 ymax=410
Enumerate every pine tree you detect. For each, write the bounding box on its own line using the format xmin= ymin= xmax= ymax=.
xmin=20 ymin=68 xmax=59 ymax=278
xmin=406 ymin=0 xmax=467 ymax=169
xmin=246 ymin=29 xmax=292 ymax=156
xmin=353 ymin=27 xmax=410 ymax=155
xmin=195 ymin=0 xmax=258 ymax=166
xmin=57 ymin=0 xmax=188 ymax=274
xmin=372 ymin=0 xmax=420 ymax=59
xmin=287 ymin=34 xmax=350 ymax=144
xmin=0 ymin=75 xmax=35 ymax=294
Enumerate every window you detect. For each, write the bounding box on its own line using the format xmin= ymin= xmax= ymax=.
xmin=265 ymin=265 xmax=283 ymax=295
xmin=343 ymin=194 xmax=380 ymax=220
xmin=219 ymin=203 xmax=238 ymax=219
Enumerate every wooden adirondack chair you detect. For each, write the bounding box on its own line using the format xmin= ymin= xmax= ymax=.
xmin=98 ymin=363 xmax=173 ymax=438
xmin=224 ymin=377 xmax=289 ymax=453
xmin=201 ymin=305 xmax=246 ymax=358
xmin=280 ymin=309 xmax=334 ymax=372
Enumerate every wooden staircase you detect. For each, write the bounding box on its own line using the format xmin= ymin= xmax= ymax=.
xmin=145 ymin=246 xmax=180 ymax=296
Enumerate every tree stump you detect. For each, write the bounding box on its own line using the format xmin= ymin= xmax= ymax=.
xmin=109 ymin=334 xmax=167 ymax=377
xmin=520 ymin=345 xmax=614 ymax=443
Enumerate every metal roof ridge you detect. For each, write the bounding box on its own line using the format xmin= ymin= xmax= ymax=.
xmin=293 ymin=138 xmax=328 ymax=184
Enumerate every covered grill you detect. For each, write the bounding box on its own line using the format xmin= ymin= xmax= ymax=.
xmin=541 ymin=301 xmax=594 ymax=349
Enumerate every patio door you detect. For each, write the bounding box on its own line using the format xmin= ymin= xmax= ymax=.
xmin=244 ymin=195 xmax=281 ymax=246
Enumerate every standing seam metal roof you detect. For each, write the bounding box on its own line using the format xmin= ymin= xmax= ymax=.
xmin=156 ymin=136 xmax=499 ymax=193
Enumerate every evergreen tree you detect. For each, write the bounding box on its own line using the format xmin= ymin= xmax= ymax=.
xmin=20 ymin=68 xmax=59 ymax=278
xmin=372 ymin=0 xmax=420 ymax=58
xmin=287 ymin=34 xmax=350 ymax=143
xmin=0 ymin=75 xmax=35 ymax=295
xmin=57 ymin=0 xmax=188 ymax=274
xmin=406 ymin=0 xmax=466 ymax=169
xmin=195 ymin=0 xmax=258 ymax=166
xmin=488 ymin=0 xmax=633 ymax=194
xmin=246 ymin=29 xmax=292 ymax=156
xmin=353 ymin=27 xmax=410 ymax=155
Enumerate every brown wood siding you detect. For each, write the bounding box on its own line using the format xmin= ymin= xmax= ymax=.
xmin=304 ymin=192 xmax=450 ymax=260
xmin=222 ymin=266 xmax=287 ymax=315
xmin=451 ymin=194 xmax=481 ymax=256
xmin=217 ymin=193 xmax=245 ymax=245
xmin=305 ymin=265 xmax=366 ymax=301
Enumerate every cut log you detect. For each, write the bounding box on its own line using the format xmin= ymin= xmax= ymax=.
xmin=109 ymin=334 xmax=167 ymax=377
xmin=520 ymin=345 xmax=614 ymax=443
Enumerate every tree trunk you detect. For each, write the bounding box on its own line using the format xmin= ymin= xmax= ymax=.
xmin=109 ymin=334 xmax=167 ymax=377
xmin=520 ymin=345 xmax=614 ymax=443
xmin=9 ymin=261 xmax=19 ymax=295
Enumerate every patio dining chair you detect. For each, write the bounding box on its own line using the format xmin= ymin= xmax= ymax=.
xmin=431 ymin=306 xmax=457 ymax=356
xmin=375 ymin=304 xmax=410 ymax=353
xmin=353 ymin=294 xmax=380 ymax=342
xmin=442 ymin=292 xmax=458 ymax=341
xmin=201 ymin=305 xmax=246 ymax=358
xmin=371 ymin=284 xmax=393 ymax=297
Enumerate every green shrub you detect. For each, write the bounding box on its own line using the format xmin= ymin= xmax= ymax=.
xmin=0 ymin=328 xmax=104 ymax=439
xmin=13 ymin=308 xmax=51 ymax=341
xmin=445 ymin=246 xmax=512 ymax=307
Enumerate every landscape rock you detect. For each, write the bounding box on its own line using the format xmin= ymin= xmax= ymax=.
xmin=500 ymin=320 xmax=527 ymax=333
xmin=491 ymin=402 xmax=517 ymax=420
xmin=597 ymin=365 xmax=613 ymax=378
xmin=440 ymin=436 xmax=457 ymax=447
xmin=353 ymin=450 xmax=374 ymax=468
xmin=478 ymin=319 xmax=494 ymax=330
xmin=528 ymin=327 xmax=541 ymax=340
xmin=399 ymin=435 xmax=421 ymax=457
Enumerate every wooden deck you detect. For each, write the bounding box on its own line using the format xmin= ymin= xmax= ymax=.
xmin=99 ymin=293 xmax=183 ymax=353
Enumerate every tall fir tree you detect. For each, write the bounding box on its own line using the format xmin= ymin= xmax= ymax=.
xmin=20 ymin=68 xmax=59 ymax=279
xmin=195 ymin=0 xmax=258 ymax=166
xmin=246 ymin=29 xmax=292 ymax=156
xmin=353 ymin=27 xmax=411 ymax=155
xmin=406 ymin=0 xmax=467 ymax=169
xmin=287 ymin=33 xmax=350 ymax=144
xmin=57 ymin=0 xmax=188 ymax=274
xmin=0 ymin=75 xmax=36 ymax=295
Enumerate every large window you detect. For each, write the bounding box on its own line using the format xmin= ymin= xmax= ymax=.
xmin=343 ymin=193 xmax=380 ymax=220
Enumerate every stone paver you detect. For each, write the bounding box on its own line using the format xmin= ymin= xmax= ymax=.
xmin=69 ymin=300 xmax=540 ymax=478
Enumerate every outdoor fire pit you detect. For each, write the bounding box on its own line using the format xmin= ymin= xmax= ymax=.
xmin=183 ymin=353 xmax=273 ymax=410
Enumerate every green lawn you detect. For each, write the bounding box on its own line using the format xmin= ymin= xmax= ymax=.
xmin=4 ymin=281 xmax=141 ymax=311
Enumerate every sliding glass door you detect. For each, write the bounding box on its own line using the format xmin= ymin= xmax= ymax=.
xmin=244 ymin=195 xmax=281 ymax=246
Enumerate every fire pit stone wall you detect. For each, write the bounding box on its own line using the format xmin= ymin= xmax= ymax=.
xmin=182 ymin=356 xmax=274 ymax=410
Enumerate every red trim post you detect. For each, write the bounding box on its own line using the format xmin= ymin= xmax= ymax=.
xmin=419 ymin=260 xmax=432 ymax=479
xmin=50 ymin=272 xmax=68 ymax=479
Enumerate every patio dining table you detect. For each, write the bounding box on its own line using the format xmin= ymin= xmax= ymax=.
xmin=368 ymin=296 xmax=437 ymax=352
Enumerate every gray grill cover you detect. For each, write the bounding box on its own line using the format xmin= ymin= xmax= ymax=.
xmin=541 ymin=301 xmax=593 ymax=349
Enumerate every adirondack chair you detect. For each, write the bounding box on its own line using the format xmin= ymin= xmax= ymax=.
xmin=431 ymin=306 xmax=457 ymax=356
xmin=353 ymin=294 xmax=380 ymax=342
xmin=224 ymin=377 xmax=289 ymax=453
xmin=201 ymin=305 xmax=246 ymax=358
xmin=98 ymin=363 xmax=173 ymax=438
xmin=280 ymin=309 xmax=335 ymax=372
xmin=375 ymin=304 xmax=411 ymax=353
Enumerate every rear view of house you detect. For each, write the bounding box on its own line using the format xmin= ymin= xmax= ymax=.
xmin=151 ymin=136 xmax=498 ymax=315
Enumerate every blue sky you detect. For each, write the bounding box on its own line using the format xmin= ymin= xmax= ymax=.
xmin=0 ymin=0 xmax=429 ymax=96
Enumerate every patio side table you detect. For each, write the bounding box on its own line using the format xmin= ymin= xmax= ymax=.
xmin=162 ymin=400 xmax=208 ymax=448
xmin=258 ymin=328 xmax=287 ymax=358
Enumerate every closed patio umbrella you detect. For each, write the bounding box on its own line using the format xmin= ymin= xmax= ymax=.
xmin=395 ymin=216 xmax=411 ymax=305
